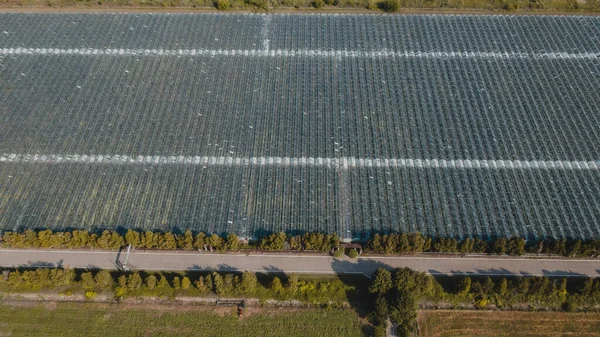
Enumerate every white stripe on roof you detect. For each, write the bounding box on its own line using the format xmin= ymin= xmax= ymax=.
xmin=0 ymin=48 xmax=598 ymax=60
xmin=1 ymin=154 xmax=598 ymax=170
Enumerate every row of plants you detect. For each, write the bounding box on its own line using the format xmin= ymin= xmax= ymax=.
xmin=3 ymin=265 xmax=600 ymax=337
xmin=0 ymin=268 xmax=351 ymax=305
xmin=368 ymin=267 xmax=600 ymax=337
xmin=2 ymin=229 xmax=599 ymax=257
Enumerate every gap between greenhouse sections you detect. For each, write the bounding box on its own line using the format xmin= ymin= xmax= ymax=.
xmin=1 ymin=47 xmax=599 ymax=60
xmin=1 ymin=154 xmax=598 ymax=170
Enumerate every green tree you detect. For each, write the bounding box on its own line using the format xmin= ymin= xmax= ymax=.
xmin=125 ymin=230 xmax=141 ymax=247
xmin=289 ymin=236 xmax=302 ymax=250
xmin=260 ymin=232 xmax=287 ymax=251
xmin=118 ymin=275 xmax=127 ymax=288
xmin=161 ymin=233 xmax=177 ymax=250
xmin=146 ymin=275 xmax=158 ymax=289
xmin=173 ymin=276 xmax=181 ymax=289
xmin=373 ymin=295 xmax=389 ymax=325
xmin=70 ymin=230 xmax=90 ymax=248
xmin=94 ymin=270 xmax=113 ymax=288
xmin=507 ymin=238 xmax=525 ymax=256
xmin=408 ymin=233 xmax=426 ymax=253
xmin=380 ymin=0 xmax=399 ymax=12
xmin=473 ymin=237 xmax=488 ymax=253
xmin=491 ymin=238 xmax=508 ymax=255
xmin=37 ymin=229 xmax=54 ymax=248
xmin=383 ymin=234 xmax=398 ymax=254
xmin=398 ymin=234 xmax=411 ymax=253
xmin=212 ymin=273 xmax=225 ymax=295
xmin=7 ymin=271 xmax=22 ymax=289
xmin=207 ymin=234 xmax=224 ymax=250
xmin=157 ymin=276 xmax=170 ymax=290
xmin=216 ymin=0 xmax=230 ymax=10
xmin=567 ymin=240 xmax=582 ymax=257
xmin=193 ymin=232 xmax=207 ymax=250
xmin=223 ymin=274 xmax=235 ymax=294
xmin=50 ymin=268 xmax=75 ymax=286
xmin=181 ymin=277 xmax=191 ymax=290
xmin=456 ymin=276 xmax=471 ymax=297
xmin=459 ymin=238 xmax=474 ymax=253
xmin=371 ymin=234 xmax=385 ymax=253
xmin=226 ymin=233 xmax=239 ymax=250
xmin=389 ymin=291 xmax=417 ymax=337
xmin=270 ymin=276 xmax=284 ymax=294
xmin=127 ymin=273 xmax=143 ymax=290
xmin=204 ymin=274 xmax=214 ymax=292
xmin=287 ymin=273 xmax=299 ymax=295
xmin=369 ymin=269 xmax=393 ymax=295
xmin=142 ymin=231 xmax=156 ymax=249
xmin=195 ymin=276 xmax=207 ymax=291
xmin=81 ymin=272 xmax=95 ymax=290
xmin=497 ymin=278 xmax=508 ymax=296
xmin=178 ymin=229 xmax=194 ymax=250
xmin=239 ymin=271 xmax=258 ymax=295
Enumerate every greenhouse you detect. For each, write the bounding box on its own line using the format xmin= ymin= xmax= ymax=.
xmin=0 ymin=13 xmax=598 ymax=240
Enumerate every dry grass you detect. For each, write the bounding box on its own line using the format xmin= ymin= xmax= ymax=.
xmin=418 ymin=310 xmax=600 ymax=337
xmin=0 ymin=301 xmax=366 ymax=337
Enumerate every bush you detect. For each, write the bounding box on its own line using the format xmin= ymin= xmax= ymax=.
xmin=84 ymin=291 xmax=97 ymax=300
xmin=312 ymin=0 xmax=325 ymax=8
xmin=348 ymin=249 xmax=359 ymax=258
xmin=563 ymin=300 xmax=577 ymax=312
xmin=378 ymin=0 xmax=399 ymax=11
xmin=245 ymin=0 xmax=268 ymax=10
xmin=332 ymin=248 xmax=344 ymax=258
xmin=215 ymin=0 xmax=230 ymax=9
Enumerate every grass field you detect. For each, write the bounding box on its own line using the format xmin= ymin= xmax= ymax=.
xmin=0 ymin=302 xmax=366 ymax=337
xmin=418 ymin=310 xmax=600 ymax=337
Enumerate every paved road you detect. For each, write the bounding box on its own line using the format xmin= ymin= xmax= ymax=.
xmin=1 ymin=249 xmax=599 ymax=277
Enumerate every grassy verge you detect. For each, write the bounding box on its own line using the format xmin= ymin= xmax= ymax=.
xmin=0 ymin=0 xmax=598 ymax=13
xmin=418 ymin=310 xmax=600 ymax=337
xmin=0 ymin=301 xmax=367 ymax=337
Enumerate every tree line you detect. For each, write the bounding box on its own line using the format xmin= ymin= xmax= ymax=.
xmin=0 ymin=268 xmax=351 ymax=305
xmin=2 ymin=229 xmax=599 ymax=257
xmin=367 ymin=267 xmax=600 ymax=337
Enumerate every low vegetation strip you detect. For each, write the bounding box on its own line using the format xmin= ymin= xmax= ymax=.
xmin=1 ymin=0 xmax=599 ymax=12
xmin=417 ymin=310 xmax=600 ymax=337
xmin=0 ymin=302 xmax=364 ymax=337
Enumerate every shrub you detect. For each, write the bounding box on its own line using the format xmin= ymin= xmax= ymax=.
xmin=146 ymin=275 xmax=158 ymax=290
xmin=216 ymin=0 xmax=230 ymax=10
xmin=563 ymin=300 xmax=577 ymax=312
xmin=181 ymin=277 xmax=192 ymax=290
xmin=348 ymin=249 xmax=359 ymax=258
xmin=246 ymin=0 xmax=268 ymax=10
xmin=94 ymin=270 xmax=113 ymax=289
xmin=312 ymin=0 xmax=325 ymax=8
xmin=332 ymin=248 xmax=344 ymax=258
xmin=378 ymin=0 xmax=399 ymax=11
xmin=84 ymin=291 xmax=97 ymax=300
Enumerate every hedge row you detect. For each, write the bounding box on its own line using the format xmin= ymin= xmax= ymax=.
xmin=1 ymin=268 xmax=350 ymax=304
xmin=2 ymin=229 xmax=599 ymax=257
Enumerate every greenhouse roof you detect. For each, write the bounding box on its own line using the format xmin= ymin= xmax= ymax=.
xmin=0 ymin=13 xmax=599 ymax=239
